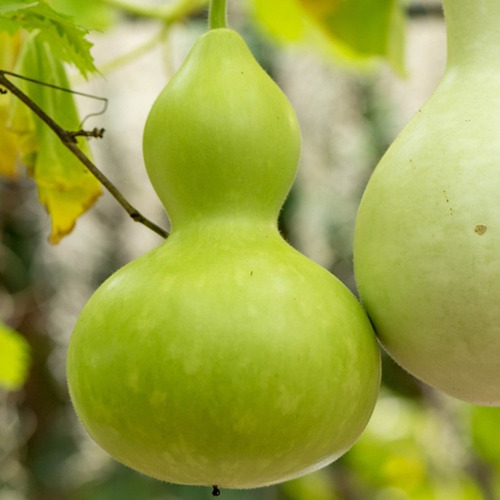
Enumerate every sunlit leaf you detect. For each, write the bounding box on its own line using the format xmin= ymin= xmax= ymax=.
xmin=282 ymin=469 xmax=339 ymax=500
xmin=0 ymin=0 xmax=97 ymax=77
xmin=382 ymin=452 xmax=426 ymax=490
xmin=470 ymin=406 xmax=500 ymax=469
xmin=0 ymin=321 xmax=30 ymax=391
xmin=251 ymin=0 xmax=406 ymax=74
xmin=251 ymin=0 xmax=311 ymax=42
xmin=343 ymin=392 xmax=487 ymax=498
xmin=13 ymin=34 xmax=102 ymax=243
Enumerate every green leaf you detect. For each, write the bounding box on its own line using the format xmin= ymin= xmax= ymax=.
xmin=251 ymin=0 xmax=406 ymax=74
xmin=0 ymin=321 xmax=30 ymax=391
xmin=47 ymin=0 xmax=116 ymax=31
xmin=0 ymin=2 xmax=38 ymax=15
xmin=0 ymin=0 xmax=97 ymax=77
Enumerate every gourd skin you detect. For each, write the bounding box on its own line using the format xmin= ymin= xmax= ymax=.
xmin=68 ymin=228 xmax=380 ymax=487
xmin=143 ymin=28 xmax=300 ymax=227
xmin=67 ymin=28 xmax=381 ymax=488
xmin=354 ymin=2 xmax=500 ymax=405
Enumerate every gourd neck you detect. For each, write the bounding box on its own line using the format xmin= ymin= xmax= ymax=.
xmin=169 ymin=216 xmax=280 ymax=242
xmin=443 ymin=0 xmax=500 ymax=70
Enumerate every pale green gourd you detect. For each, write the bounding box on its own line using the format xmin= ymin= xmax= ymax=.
xmin=67 ymin=28 xmax=381 ymax=488
xmin=354 ymin=0 xmax=500 ymax=406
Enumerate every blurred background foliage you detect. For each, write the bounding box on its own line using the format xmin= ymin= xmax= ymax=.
xmin=1 ymin=0 xmax=499 ymax=499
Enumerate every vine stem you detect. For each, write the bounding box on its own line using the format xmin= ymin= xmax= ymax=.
xmin=102 ymin=0 xmax=208 ymax=22
xmin=97 ymin=26 xmax=169 ymax=76
xmin=209 ymin=0 xmax=227 ymax=29
xmin=0 ymin=70 xmax=169 ymax=240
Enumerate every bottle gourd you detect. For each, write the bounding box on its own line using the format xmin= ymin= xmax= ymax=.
xmin=67 ymin=28 xmax=381 ymax=488
xmin=354 ymin=0 xmax=500 ymax=406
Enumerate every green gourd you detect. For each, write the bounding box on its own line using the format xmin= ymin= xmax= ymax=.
xmin=354 ymin=0 xmax=500 ymax=406
xmin=67 ymin=27 xmax=381 ymax=488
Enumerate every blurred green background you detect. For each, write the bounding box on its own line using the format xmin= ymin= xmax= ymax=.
xmin=1 ymin=1 xmax=500 ymax=499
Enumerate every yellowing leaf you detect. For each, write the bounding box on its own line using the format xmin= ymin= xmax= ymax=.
xmin=1 ymin=30 xmax=102 ymax=242
xmin=299 ymin=0 xmax=340 ymax=18
xmin=0 ymin=81 xmax=37 ymax=178
xmin=0 ymin=321 xmax=30 ymax=391
xmin=0 ymin=30 xmax=23 ymax=68
xmin=0 ymin=31 xmax=26 ymax=178
xmin=251 ymin=0 xmax=406 ymax=74
xmin=0 ymin=105 xmax=21 ymax=177
xmin=35 ymin=134 xmax=102 ymax=244
xmin=13 ymin=34 xmax=102 ymax=243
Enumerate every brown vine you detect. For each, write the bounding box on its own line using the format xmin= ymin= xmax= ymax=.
xmin=0 ymin=70 xmax=169 ymax=239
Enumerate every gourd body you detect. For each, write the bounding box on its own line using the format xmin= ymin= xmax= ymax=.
xmin=67 ymin=28 xmax=381 ymax=488
xmin=354 ymin=0 xmax=500 ymax=405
